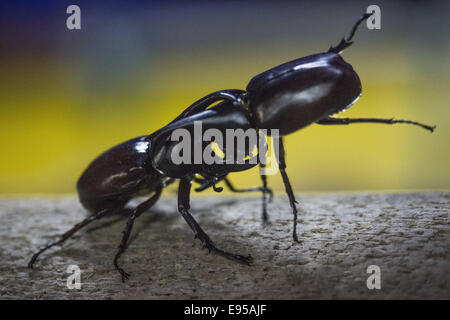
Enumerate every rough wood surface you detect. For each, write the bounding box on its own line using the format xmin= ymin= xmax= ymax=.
xmin=0 ymin=192 xmax=448 ymax=299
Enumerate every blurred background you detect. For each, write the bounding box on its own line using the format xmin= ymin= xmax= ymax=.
xmin=0 ymin=0 xmax=449 ymax=195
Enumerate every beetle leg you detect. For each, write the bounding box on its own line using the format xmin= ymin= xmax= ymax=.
xmin=162 ymin=177 xmax=176 ymax=188
xmin=194 ymin=178 xmax=211 ymax=192
xmin=261 ymin=172 xmax=269 ymax=224
xmin=113 ymin=187 xmax=162 ymax=282
xmin=193 ymin=175 xmax=272 ymax=223
xmin=223 ymin=176 xmax=273 ymax=225
xmin=222 ymin=177 xmax=273 ymax=200
xmin=260 ymin=163 xmax=272 ymax=224
xmin=212 ymin=182 xmax=223 ymax=192
xmin=194 ymin=175 xmax=272 ymax=201
xmin=275 ymin=137 xmax=301 ymax=243
xmin=28 ymin=208 xmax=112 ymax=269
xmin=178 ymin=179 xmax=253 ymax=265
xmin=193 ymin=175 xmax=220 ymax=192
xmin=316 ymin=116 xmax=436 ymax=133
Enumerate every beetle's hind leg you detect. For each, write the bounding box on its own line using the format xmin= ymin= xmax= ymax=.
xmin=28 ymin=208 xmax=112 ymax=269
xmin=328 ymin=12 xmax=373 ymax=54
xmin=113 ymin=187 xmax=162 ymax=282
xmin=179 ymin=179 xmax=253 ymax=265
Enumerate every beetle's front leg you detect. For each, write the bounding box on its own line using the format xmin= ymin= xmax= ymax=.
xmin=178 ymin=179 xmax=253 ymax=265
xmin=316 ymin=116 xmax=435 ymax=132
xmin=275 ymin=137 xmax=301 ymax=243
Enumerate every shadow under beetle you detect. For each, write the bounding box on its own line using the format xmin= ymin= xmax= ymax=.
xmin=29 ymin=13 xmax=435 ymax=281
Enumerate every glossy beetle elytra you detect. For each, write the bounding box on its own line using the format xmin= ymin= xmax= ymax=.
xmin=29 ymin=13 xmax=435 ymax=281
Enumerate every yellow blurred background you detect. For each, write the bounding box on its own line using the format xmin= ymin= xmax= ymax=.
xmin=0 ymin=1 xmax=449 ymax=195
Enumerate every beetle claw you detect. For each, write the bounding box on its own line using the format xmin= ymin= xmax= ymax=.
xmin=118 ymin=268 xmax=131 ymax=282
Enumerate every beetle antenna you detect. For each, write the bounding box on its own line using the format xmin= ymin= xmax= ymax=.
xmin=329 ymin=12 xmax=373 ymax=54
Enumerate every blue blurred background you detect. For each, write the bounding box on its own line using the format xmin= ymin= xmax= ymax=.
xmin=0 ymin=0 xmax=449 ymax=194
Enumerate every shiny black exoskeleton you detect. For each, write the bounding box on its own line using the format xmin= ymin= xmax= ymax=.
xmin=29 ymin=13 xmax=435 ymax=281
